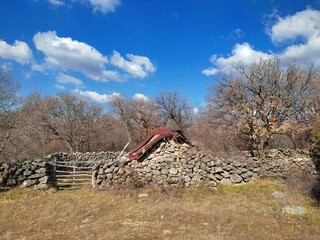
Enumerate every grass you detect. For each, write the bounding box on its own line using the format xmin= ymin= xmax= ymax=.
xmin=0 ymin=179 xmax=320 ymax=240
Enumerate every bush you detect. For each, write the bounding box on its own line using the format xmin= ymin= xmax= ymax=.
xmin=311 ymin=116 xmax=320 ymax=159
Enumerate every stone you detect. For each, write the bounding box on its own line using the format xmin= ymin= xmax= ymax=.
xmin=208 ymin=174 xmax=217 ymax=181
xmin=21 ymin=179 xmax=38 ymax=188
xmin=168 ymin=177 xmax=178 ymax=184
xmin=35 ymin=161 xmax=46 ymax=167
xmin=215 ymin=174 xmax=223 ymax=180
xmin=152 ymin=170 xmax=161 ymax=176
xmin=166 ymin=146 xmax=175 ymax=153
xmin=220 ymin=178 xmax=232 ymax=186
xmin=104 ymin=168 xmax=113 ymax=174
xmin=282 ymin=205 xmax=306 ymax=215
xmin=18 ymin=175 xmax=27 ymax=183
xmin=213 ymin=167 xmax=224 ymax=174
xmin=221 ymin=171 xmax=230 ymax=178
xmin=39 ymin=176 xmax=49 ymax=184
xmin=28 ymin=173 xmax=46 ymax=179
xmin=230 ymin=174 xmax=242 ymax=184
xmin=23 ymin=170 xmax=33 ymax=176
xmin=234 ymin=162 xmax=241 ymax=167
xmin=169 ymin=168 xmax=178 ymax=175
xmin=192 ymin=175 xmax=201 ymax=182
xmin=35 ymin=168 xmax=46 ymax=174
xmin=161 ymin=169 xmax=169 ymax=175
xmin=34 ymin=183 xmax=50 ymax=190
xmin=184 ymin=175 xmax=191 ymax=182
xmin=106 ymin=173 xmax=113 ymax=180
xmin=15 ymin=168 xmax=24 ymax=176
xmin=137 ymin=190 xmax=149 ymax=198
xmin=6 ymin=178 xmax=17 ymax=186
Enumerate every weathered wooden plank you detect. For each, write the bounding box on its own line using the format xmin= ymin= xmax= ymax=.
xmin=56 ymin=178 xmax=92 ymax=182
xmin=55 ymin=170 xmax=92 ymax=174
xmin=49 ymin=164 xmax=93 ymax=169
xmin=47 ymin=161 xmax=96 ymax=165
xmin=57 ymin=182 xmax=91 ymax=186
xmin=55 ymin=174 xmax=92 ymax=178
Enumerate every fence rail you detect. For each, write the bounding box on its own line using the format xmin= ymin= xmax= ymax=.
xmin=48 ymin=160 xmax=94 ymax=190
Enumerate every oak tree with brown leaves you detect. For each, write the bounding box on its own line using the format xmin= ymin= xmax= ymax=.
xmin=207 ymin=57 xmax=319 ymax=156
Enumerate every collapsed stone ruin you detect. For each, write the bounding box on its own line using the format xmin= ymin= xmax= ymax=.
xmin=0 ymin=129 xmax=317 ymax=190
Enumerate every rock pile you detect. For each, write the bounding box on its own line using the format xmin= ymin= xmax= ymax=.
xmin=0 ymin=140 xmax=316 ymax=190
xmin=95 ymin=140 xmax=315 ymax=189
xmin=0 ymin=158 xmax=52 ymax=190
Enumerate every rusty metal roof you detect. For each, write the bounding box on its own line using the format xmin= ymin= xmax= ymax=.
xmin=129 ymin=128 xmax=190 ymax=161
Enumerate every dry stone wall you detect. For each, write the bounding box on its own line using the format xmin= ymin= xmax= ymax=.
xmin=0 ymin=157 xmax=54 ymax=190
xmin=0 ymin=140 xmax=316 ymax=190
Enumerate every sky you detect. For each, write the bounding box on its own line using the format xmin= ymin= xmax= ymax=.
xmin=1 ymin=0 xmax=320 ymax=109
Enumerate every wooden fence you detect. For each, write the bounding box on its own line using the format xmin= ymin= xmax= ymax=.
xmin=48 ymin=159 xmax=94 ymax=190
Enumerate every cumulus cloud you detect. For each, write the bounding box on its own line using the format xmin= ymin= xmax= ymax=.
xmin=46 ymin=0 xmax=120 ymax=14
xmin=72 ymin=89 xmax=121 ymax=103
xmin=110 ymin=51 xmax=156 ymax=79
xmin=132 ymin=93 xmax=150 ymax=102
xmin=202 ymin=43 xmax=271 ymax=76
xmin=270 ymin=9 xmax=320 ymax=43
xmin=48 ymin=0 xmax=65 ymax=6
xmin=88 ymin=0 xmax=121 ymax=14
xmin=32 ymin=31 xmax=155 ymax=82
xmin=203 ymin=8 xmax=320 ymax=76
xmin=270 ymin=8 xmax=320 ymax=65
xmin=0 ymin=40 xmax=33 ymax=64
xmin=201 ymin=67 xmax=218 ymax=77
xmin=230 ymin=28 xmax=245 ymax=40
xmin=56 ymin=73 xmax=83 ymax=86
xmin=55 ymin=84 xmax=66 ymax=90
xmin=33 ymin=31 xmax=120 ymax=81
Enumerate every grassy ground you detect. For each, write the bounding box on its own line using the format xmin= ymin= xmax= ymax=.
xmin=0 ymin=179 xmax=320 ymax=240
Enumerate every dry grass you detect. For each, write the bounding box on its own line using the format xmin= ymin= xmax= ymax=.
xmin=0 ymin=179 xmax=320 ymax=240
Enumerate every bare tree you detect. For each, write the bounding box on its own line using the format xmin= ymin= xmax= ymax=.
xmin=155 ymin=90 xmax=193 ymax=132
xmin=40 ymin=92 xmax=103 ymax=152
xmin=0 ymin=68 xmax=20 ymax=158
xmin=207 ymin=57 xmax=319 ymax=156
xmin=109 ymin=94 xmax=160 ymax=148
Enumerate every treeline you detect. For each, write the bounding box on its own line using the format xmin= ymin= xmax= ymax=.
xmin=1 ymin=57 xmax=320 ymax=162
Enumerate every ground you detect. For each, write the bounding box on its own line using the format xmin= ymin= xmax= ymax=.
xmin=0 ymin=178 xmax=320 ymax=240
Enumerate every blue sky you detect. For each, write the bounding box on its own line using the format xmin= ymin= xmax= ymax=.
xmin=1 ymin=0 xmax=320 ymax=108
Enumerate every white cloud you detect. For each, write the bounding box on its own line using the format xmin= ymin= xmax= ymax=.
xmin=203 ymin=9 xmax=320 ymax=76
xmin=88 ymin=0 xmax=121 ymax=14
xmin=110 ymin=51 xmax=156 ymax=79
xmin=48 ymin=0 xmax=65 ymax=6
xmin=201 ymin=67 xmax=218 ymax=76
xmin=202 ymin=43 xmax=271 ymax=76
xmin=231 ymin=28 xmax=245 ymax=40
xmin=270 ymin=9 xmax=320 ymax=43
xmin=48 ymin=0 xmax=121 ymax=14
xmin=56 ymin=73 xmax=83 ymax=86
xmin=0 ymin=40 xmax=33 ymax=64
xmin=32 ymin=31 xmax=155 ymax=82
xmin=33 ymin=31 xmax=120 ymax=81
xmin=55 ymin=84 xmax=66 ymax=90
xmin=132 ymin=93 xmax=150 ymax=102
xmin=270 ymin=9 xmax=320 ymax=66
xmin=73 ymin=89 xmax=121 ymax=103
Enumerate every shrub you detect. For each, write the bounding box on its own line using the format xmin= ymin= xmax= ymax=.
xmin=311 ymin=116 xmax=320 ymax=159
